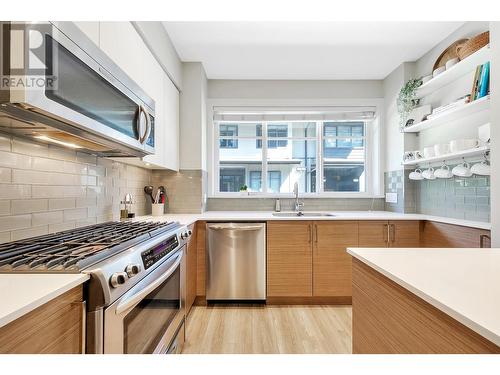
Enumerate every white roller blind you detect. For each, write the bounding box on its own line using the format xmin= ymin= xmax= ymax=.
xmin=213 ymin=106 xmax=376 ymax=122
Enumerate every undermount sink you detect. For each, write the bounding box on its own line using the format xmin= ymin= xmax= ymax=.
xmin=272 ymin=212 xmax=336 ymax=217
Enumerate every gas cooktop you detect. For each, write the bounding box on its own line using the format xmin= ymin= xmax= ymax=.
xmin=0 ymin=221 xmax=181 ymax=273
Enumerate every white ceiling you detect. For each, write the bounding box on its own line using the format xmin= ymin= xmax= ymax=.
xmin=162 ymin=22 xmax=464 ymax=80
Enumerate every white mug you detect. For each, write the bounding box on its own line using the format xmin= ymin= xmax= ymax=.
xmin=471 ymin=161 xmax=490 ymax=176
xmin=423 ymin=146 xmax=435 ymax=159
xmin=452 ymin=162 xmax=472 ymax=177
xmin=434 ymin=165 xmax=453 ymax=179
xmin=434 ymin=143 xmax=450 ymax=156
xmin=422 ymin=167 xmax=436 ymax=180
xmin=409 ymin=169 xmax=424 ymax=180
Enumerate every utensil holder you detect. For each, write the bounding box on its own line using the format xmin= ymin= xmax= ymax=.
xmin=151 ymin=203 xmax=164 ymax=216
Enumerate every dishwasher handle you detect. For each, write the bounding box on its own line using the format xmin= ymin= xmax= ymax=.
xmin=208 ymin=224 xmax=264 ymax=231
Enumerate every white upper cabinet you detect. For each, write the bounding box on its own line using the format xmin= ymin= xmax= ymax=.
xmin=80 ymin=21 xmax=179 ymax=170
xmin=162 ymin=74 xmax=180 ymax=171
xmin=99 ymin=22 xmax=147 ymax=89
xmin=73 ymin=22 xmax=100 ymax=46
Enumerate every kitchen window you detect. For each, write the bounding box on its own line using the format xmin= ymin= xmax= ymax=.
xmin=212 ymin=106 xmax=379 ymax=197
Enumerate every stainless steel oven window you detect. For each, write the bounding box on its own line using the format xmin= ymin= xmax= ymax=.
xmin=123 ymin=264 xmax=180 ymax=354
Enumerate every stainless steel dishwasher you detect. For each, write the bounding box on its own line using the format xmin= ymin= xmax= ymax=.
xmin=206 ymin=222 xmax=266 ymax=301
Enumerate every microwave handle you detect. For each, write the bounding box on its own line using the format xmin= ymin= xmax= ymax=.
xmin=137 ymin=105 xmax=151 ymax=144
xmin=115 ymin=250 xmax=183 ymax=315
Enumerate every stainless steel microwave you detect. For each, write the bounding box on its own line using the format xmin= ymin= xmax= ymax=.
xmin=0 ymin=21 xmax=155 ymax=157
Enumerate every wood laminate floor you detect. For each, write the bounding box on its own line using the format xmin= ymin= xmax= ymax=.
xmin=182 ymin=304 xmax=352 ymax=354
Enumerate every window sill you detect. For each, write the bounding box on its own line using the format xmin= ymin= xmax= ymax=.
xmin=209 ymin=193 xmax=384 ymax=199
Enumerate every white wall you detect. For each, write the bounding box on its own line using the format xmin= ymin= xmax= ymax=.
xmin=179 ymin=62 xmax=208 ymax=170
xmin=490 ymin=22 xmax=500 ymax=246
xmin=208 ymin=80 xmax=383 ymax=99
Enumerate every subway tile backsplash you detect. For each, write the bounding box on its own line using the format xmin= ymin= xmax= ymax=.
xmin=0 ymin=133 xmax=152 ymax=243
xmin=152 ymin=169 xmax=204 ymax=213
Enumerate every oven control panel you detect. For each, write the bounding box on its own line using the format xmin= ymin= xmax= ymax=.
xmin=141 ymin=234 xmax=179 ymax=270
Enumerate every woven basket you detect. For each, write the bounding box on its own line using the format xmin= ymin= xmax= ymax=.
xmin=456 ymin=31 xmax=489 ymax=60
xmin=433 ymin=39 xmax=468 ymax=71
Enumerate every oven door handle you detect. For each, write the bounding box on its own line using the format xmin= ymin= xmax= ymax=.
xmin=115 ymin=251 xmax=183 ymax=315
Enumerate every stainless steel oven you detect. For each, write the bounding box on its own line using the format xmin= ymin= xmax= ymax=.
xmin=103 ymin=246 xmax=186 ymax=354
xmin=0 ymin=21 xmax=155 ymax=157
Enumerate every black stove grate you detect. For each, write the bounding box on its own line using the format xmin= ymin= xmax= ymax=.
xmin=0 ymin=221 xmax=180 ymax=272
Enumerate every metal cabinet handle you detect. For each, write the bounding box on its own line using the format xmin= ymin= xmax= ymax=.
xmin=308 ymin=224 xmax=312 ymax=244
xmin=390 ymin=224 xmax=396 ymax=243
xmin=314 ymin=224 xmax=318 ymax=243
xmin=384 ymin=223 xmax=389 ymax=245
xmin=480 ymin=234 xmax=491 ymax=248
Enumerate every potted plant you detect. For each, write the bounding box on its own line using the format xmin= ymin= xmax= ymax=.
xmin=397 ymin=78 xmax=422 ymax=129
xmin=239 ymin=185 xmax=248 ymax=195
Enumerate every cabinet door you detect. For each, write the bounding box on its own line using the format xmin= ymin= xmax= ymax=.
xmin=186 ymin=223 xmax=197 ymax=315
xmin=161 ymin=75 xmax=179 ymax=170
xmin=142 ymin=64 xmax=166 ymax=168
xmin=358 ymin=221 xmax=388 ymax=248
xmin=389 ymin=221 xmax=420 ymax=247
xmin=267 ymin=221 xmax=313 ymax=297
xmin=99 ymin=22 xmax=146 ymax=87
xmin=313 ymin=221 xmax=358 ymax=297
xmin=73 ymin=22 xmax=100 ymax=46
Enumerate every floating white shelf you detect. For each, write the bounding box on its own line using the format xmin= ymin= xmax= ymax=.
xmin=403 ymin=96 xmax=490 ymax=133
xmin=415 ymin=45 xmax=490 ymax=98
xmin=403 ymin=146 xmax=490 ymax=166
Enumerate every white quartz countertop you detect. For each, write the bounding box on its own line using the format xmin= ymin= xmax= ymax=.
xmin=347 ymin=247 xmax=500 ymax=347
xmin=0 ymin=273 xmax=89 ymax=328
xmin=134 ymin=210 xmax=491 ymax=230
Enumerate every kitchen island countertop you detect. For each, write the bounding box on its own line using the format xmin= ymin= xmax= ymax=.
xmin=347 ymin=247 xmax=500 ymax=347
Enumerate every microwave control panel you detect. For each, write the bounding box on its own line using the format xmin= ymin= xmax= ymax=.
xmin=141 ymin=235 xmax=179 ymax=270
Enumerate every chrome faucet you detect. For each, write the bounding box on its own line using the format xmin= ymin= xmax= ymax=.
xmin=293 ymin=182 xmax=304 ymax=213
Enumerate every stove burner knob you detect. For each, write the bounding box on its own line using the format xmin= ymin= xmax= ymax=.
xmin=126 ymin=263 xmax=141 ymax=278
xmin=188 ymin=230 xmax=192 ymax=236
xmin=110 ymin=272 xmax=128 ymax=288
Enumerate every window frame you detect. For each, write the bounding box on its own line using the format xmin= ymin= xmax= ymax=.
xmin=213 ymin=119 xmax=374 ymax=198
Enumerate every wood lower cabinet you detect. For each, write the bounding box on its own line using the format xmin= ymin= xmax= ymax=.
xmin=267 ymin=221 xmax=313 ymax=297
xmin=389 ymin=220 xmax=420 ymax=247
xmin=358 ymin=221 xmax=389 ymax=247
xmin=0 ymin=286 xmax=84 ymax=354
xmin=313 ymin=221 xmax=358 ymax=297
xmin=185 ymin=222 xmax=197 ymax=315
xmin=358 ymin=220 xmax=420 ymax=248
xmin=420 ymin=221 xmax=491 ymax=248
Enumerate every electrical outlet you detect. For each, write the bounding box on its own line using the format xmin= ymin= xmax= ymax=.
xmin=385 ymin=193 xmax=398 ymax=203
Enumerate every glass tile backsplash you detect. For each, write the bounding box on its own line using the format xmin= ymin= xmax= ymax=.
xmin=385 ymin=167 xmax=490 ymax=222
